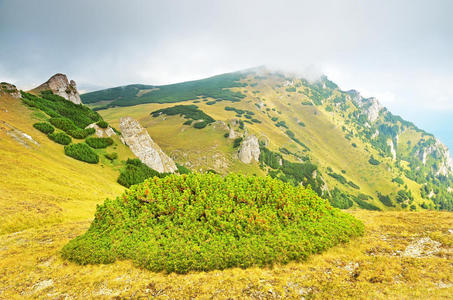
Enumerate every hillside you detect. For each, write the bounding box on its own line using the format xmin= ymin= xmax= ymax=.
xmin=0 ymin=74 xmax=452 ymax=298
xmin=83 ymin=68 xmax=453 ymax=212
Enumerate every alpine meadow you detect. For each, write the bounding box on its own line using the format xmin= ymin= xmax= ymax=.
xmin=1 ymin=1 xmax=452 ymax=299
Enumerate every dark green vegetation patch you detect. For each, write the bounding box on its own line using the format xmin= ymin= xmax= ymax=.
xmin=81 ymin=72 xmax=247 ymax=108
xmin=151 ymin=105 xmax=215 ymax=129
xmin=48 ymin=132 xmax=72 ymax=145
xmin=62 ymin=173 xmax=363 ymax=273
xmin=33 ymin=122 xmax=54 ymax=134
xmin=22 ymin=91 xmax=103 ymax=141
xmin=86 ymin=137 xmax=114 ymax=149
xmin=117 ymin=158 xmax=168 ymax=188
xmin=64 ymin=143 xmax=99 ymax=164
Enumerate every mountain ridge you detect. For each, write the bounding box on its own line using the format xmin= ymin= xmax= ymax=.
xmin=83 ymin=67 xmax=453 ymax=210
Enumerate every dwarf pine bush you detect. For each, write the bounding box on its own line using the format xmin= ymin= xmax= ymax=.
xmin=86 ymin=137 xmax=114 ymax=149
xmin=48 ymin=132 xmax=72 ymax=145
xmin=64 ymin=143 xmax=99 ymax=164
xmin=62 ymin=173 xmax=364 ymax=273
xmin=33 ymin=122 xmax=54 ymax=134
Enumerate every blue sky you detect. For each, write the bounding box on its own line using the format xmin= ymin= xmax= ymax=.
xmin=1 ymin=0 xmax=452 ymax=150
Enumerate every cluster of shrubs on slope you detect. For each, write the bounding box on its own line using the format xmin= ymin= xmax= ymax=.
xmin=151 ymin=105 xmax=215 ymax=129
xmin=285 ymin=130 xmax=310 ymax=151
xmin=260 ymin=147 xmax=378 ymax=210
xmin=61 ymin=173 xmax=364 ymax=273
xmin=117 ymin=159 xmax=193 ymax=188
xmin=48 ymin=132 xmax=72 ymax=145
xmin=328 ymin=171 xmax=360 ymax=190
xmin=49 ymin=117 xmax=95 ymax=139
xmin=22 ymin=91 xmax=103 ymax=140
xmin=224 ymin=106 xmax=255 ymax=118
xmin=259 ymin=147 xmax=323 ymax=196
xmin=117 ymin=159 xmax=169 ymax=188
xmin=64 ymin=143 xmax=99 ymax=164
xmin=24 ymin=91 xmax=118 ymax=164
xmin=33 ymin=122 xmax=54 ymax=134
xmin=83 ymin=72 xmax=247 ymax=108
xmin=85 ymin=137 xmax=113 ymax=149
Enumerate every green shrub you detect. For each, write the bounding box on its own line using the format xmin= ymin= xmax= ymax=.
xmin=33 ymin=122 xmax=55 ymax=134
xmin=117 ymin=159 xmax=167 ymax=188
xmin=86 ymin=137 xmax=114 ymax=149
xmin=49 ymin=117 xmax=77 ymax=132
xmin=66 ymin=128 xmax=92 ymax=139
xmin=104 ymin=152 xmax=118 ymax=161
xmin=183 ymin=120 xmax=192 ymax=126
xmin=347 ymin=181 xmax=360 ymax=190
xmin=61 ymin=173 xmax=364 ymax=273
xmin=368 ymin=156 xmax=380 ymax=165
xmin=176 ymin=163 xmax=192 ymax=174
xmin=377 ymin=193 xmax=395 ymax=207
xmin=329 ymin=187 xmax=353 ymax=209
xmin=233 ymin=137 xmax=243 ymax=148
xmin=48 ymin=132 xmax=72 ymax=145
xmin=64 ymin=143 xmax=99 ymax=164
xmin=96 ymin=120 xmax=109 ymax=128
xmin=353 ymin=196 xmax=381 ymax=211
xmin=392 ymin=177 xmax=404 ymax=185
xmin=193 ymin=121 xmax=208 ymax=129
xmin=328 ymin=172 xmax=347 ymax=184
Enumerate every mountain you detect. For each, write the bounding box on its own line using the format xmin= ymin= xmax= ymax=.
xmin=82 ymin=67 xmax=453 ymax=211
xmin=1 ymin=71 xmax=453 ymax=298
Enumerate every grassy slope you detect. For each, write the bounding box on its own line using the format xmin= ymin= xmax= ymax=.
xmin=1 ymin=94 xmax=452 ymax=299
xmin=0 ymin=94 xmax=132 ymax=234
xmin=98 ymin=73 xmax=416 ymax=210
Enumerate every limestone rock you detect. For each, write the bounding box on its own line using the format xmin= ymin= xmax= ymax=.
xmin=238 ymin=134 xmax=260 ymax=164
xmin=228 ymin=127 xmax=237 ymax=139
xmin=417 ymin=138 xmax=453 ymax=176
xmin=119 ymin=117 xmax=177 ymax=173
xmin=387 ymin=139 xmax=396 ymax=160
xmin=33 ymin=73 xmax=82 ymax=104
xmin=0 ymin=82 xmax=21 ymax=98
xmin=86 ymin=123 xmax=116 ymax=138
xmin=347 ymin=90 xmax=382 ymax=122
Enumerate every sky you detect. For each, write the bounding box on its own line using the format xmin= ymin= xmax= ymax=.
xmin=1 ymin=0 xmax=452 ymax=150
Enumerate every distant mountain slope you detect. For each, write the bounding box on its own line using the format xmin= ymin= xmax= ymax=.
xmin=91 ymin=68 xmax=453 ymax=211
xmin=81 ymin=72 xmax=247 ymax=107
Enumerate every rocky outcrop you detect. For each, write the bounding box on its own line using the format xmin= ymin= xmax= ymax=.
xmin=33 ymin=73 xmax=82 ymax=104
xmin=228 ymin=127 xmax=237 ymax=139
xmin=347 ymin=90 xmax=382 ymax=122
xmin=119 ymin=117 xmax=177 ymax=173
xmin=238 ymin=134 xmax=260 ymax=164
xmin=387 ymin=139 xmax=396 ymax=160
xmin=0 ymin=82 xmax=21 ymax=99
xmin=85 ymin=123 xmax=116 ymax=138
xmin=416 ymin=138 xmax=453 ymax=176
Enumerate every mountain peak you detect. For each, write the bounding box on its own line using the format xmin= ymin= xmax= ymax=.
xmin=32 ymin=73 xmax=82 ymax=104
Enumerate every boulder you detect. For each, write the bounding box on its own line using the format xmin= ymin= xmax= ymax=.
xmin=85 ymin=123 xmax=116 ymax=138
xmin=119 ymin=117 xmax=177 ymax=173
xmin=238 ymin=134 xmax=260 ymax=164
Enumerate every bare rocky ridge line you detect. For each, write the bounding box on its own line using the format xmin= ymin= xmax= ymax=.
xmin=119 ymin=116 xmax=177 ymax=173
xmin=33 ymin=73 xmax=82 ymax=104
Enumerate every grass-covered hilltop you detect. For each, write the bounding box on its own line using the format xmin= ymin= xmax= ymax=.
xmin=62 ymin=173 xmax=363 ymax=273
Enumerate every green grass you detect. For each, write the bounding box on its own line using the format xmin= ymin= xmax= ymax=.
xmin=81 ymin=72 xmax=247 ymax=107
xmin=62 ymin=173 xmax=364 ymax=273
